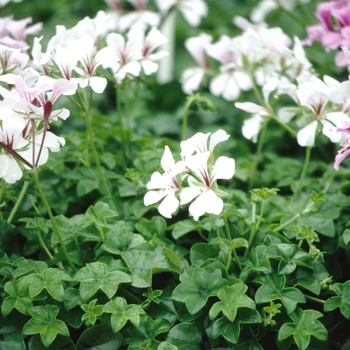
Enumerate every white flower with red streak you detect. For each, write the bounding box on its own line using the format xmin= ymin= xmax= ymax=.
xmin=180 ymin=151 xmax=235 ymax=221
xmin=144 ymin=146 xmax=185 ymax=218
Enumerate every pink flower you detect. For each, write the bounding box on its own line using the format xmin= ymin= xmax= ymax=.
xmin=304 ymin=0 xmax=350 ymax=67
xmin=335 ymin=137 xmax=350 ymax=170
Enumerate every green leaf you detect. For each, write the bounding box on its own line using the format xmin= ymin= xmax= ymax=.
xmin=13 ymin=259 xmax=48 ymax=278
xmin=190 ymin=243 xmax=220 ymax=266
xmin=123 ymin=315 xmax=171 ymax=349
xmin=172 ymin=265 xmax=229 ymax=314
xmin=104 ymin=297 xmax=145 ymax=333
xmin=101 ymin=222 xmax=148 ymax=255
xmin=135 ymin=216 xmax=167 ymax=240
xmin=157 ymin=342 xmax=179 ymax=350
xmin=74 ymin=261 xmax=132 ymax=301
xmin=76 ymin=324 xmax=123 ymax=350
xmin=85 ymin=202 xmax=118 ymax=228
xmin=278 ymin=308 xmax=328 ymax=350
xmin=20 ymin=268 xmax=72 ymax=302
xmin=263 ymin=244 xmax=309 ymax=274
xmin=342 ymin=229 xmax=350 ymax=245
xmin=324 ymin=280 xmax=350 ymax=318
xmin=81 ymin=299 xmax=104 ymax=326
xmin=121 ymin=248 xmax=182 ymax=288
xmin=254 ymin=274 xmax=305 ymax=314
xmin=209 ymin=283 xmax=256 ymax=321
xmin=211 ymin=308 xmax=262 ymax=344
xmin=0 ymin=333 xmax=27 ymax=350
xmin=166 ymin=323 xmax=202 ymax=350
xmin=2 ymin=280 xmax=33 ymax=316
xmin=170 ymin=219 xmax=210 ymax=240
xmin=22 ymin=305 xmax=70 ymax=348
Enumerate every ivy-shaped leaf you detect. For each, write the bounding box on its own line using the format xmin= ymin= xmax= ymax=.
xmin=211 ymin=308 xmax=262 ymax=344
xmin=22 ymin=305 xmax=70 ymax=348
xmin=172 ymin=265 xmax=229 ymax=315
xmin=101 ymin=223 xmax=148 ymax=255
xmin=166 ymin=323 xmax=203 ymax=350
xmin=278 ymin=308 xmax=328 ymax=350
xmin=81 ymin=299 xmax=104 ymax=326
xmin=1 ymin=279 xmax=33 ymax=316
xmin=85 ymin=202 xmax=118 ymax=228
xmin=209 ymin=283 xmax=256 ymax=321
xmin=324 ymin=280 xmax=350 ymax=319
xmin=254 ymin=274 xmax=305 ymax=314
xmin=240 ymin=245 xmax=272 ymax=282
xmin=123 ymin=315 xmax=171 ymax=350
xmin=135 ymin=216 xmax=167 ymax=240
xmin=19 ymin=268 xmax=72 ymax=302
xmin=74 ymin=261 xmax=132 ymax=301
xmin=104 ymin=296 xmax=145 ymax=333
xmin=263 ymin=244 xmax=309 ymax=274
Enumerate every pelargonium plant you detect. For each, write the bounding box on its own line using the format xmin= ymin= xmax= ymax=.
xmin=2 ymin=1 xmax=350 ymax=349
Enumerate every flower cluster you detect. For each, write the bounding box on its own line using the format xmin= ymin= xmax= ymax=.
xmin=32 ymin=11 xmax=168 ymax=90
xmin=104 ymin=0 xmax=208 ymax=31
xmin=180 ymin=18 xmax=310 ymax=101
xmin=303 ymin=0 xmax=350 ymax=67
xmin=0 ymin=8 xmax=171 ymax=183
xmin=144 ymin=129 xmax=235 ymax=221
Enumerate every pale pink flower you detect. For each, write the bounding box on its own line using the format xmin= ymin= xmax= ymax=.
xmin=180 ymin=33 xmax=212 ymax=94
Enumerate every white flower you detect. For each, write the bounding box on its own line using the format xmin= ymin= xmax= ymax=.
xmin=144 ymin=146 xmax=184 ymax=218
xmin=155 ymin=0 xmax=207 ymax=27
xmin=180 ymin=151 xmax=235 ymax=220
xmin=106 ymin=30 xmax=142 ymax=83
xmin=129 ymin=25 xmax=168 ymax=75
xmin=0 ymin=113 xmax=29 ymax=183
xmin=180 ymin=33 xmax=212 ymax=94
xmin=180 ymin=129 xmax=230 ymax=159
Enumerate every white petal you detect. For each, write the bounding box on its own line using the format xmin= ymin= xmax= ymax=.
xmin=235 ymin=102 xmax=270 ymax=116
xmin=180 ymin=186 xmax=202 ymax=205
xmin=242 ymin=115 xmax=263 ymax=143
xmin=211 ymin=156 xmax=235 ymax=183
xmin=146 ymin=171 xmax=168 ymax=190
xmin=89 ymin=77 xmax=108 ymax=94
xmin=209 ymin=129 xmax=230 ymax=152
xmin=203 ymin=190 xmax=224 ymax=216
xmin=297 ymin=120 xmax=318 ymax=147
xmin=157 ymin=191 xmax=179 ymax=218
xmin=144 ymin=189 xmax=168 ymax=206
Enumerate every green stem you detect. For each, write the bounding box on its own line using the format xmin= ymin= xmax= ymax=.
xmin=304 ymin=294 xmax=326 ymax=304
xmin=232 ymin=248 xmax=242 ymax=271
xmin=216 ymin=228 xmax=221 ymax=239
xmin=249 ymin=120 xmax=268 ymax=190
xmin=99 ymin=226 xmax=105 ymax=243
xmin=244 ymin=202 xmax=258 ymax=257
xmin=86 ymin=111 xmax=112 ymax=197
xmin=37 ymin=229 xmax=54 ymax=260
xmin=256 ymin=200 xmax=265 ymax=230
xmin=292 ymin=146 xmax=311 ymax=200
xmin=279 ymin=6 xmax=307 ymax=27
xmin=124 ymin=78 xmax=131 ymax=130
xmin=271 ymin=114 xmax=297 ymax=137
xmin=198 ymin=229 xmax=208 ymax=242
xmin=116 ymin=84 xmax=127 ymax=163
xmin=273 ymin=201 xmax=314 ymax=232
xmin=181 ymin=109 xmax=189 ymax=141
xmin=223 ymin=214 xmax=232 ymax=241
xmin=32 ymin=170 xmax=77 ymax=272
xmin=7 ymin=180 xmax=30 ymax=224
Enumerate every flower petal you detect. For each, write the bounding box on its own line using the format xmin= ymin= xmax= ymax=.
xmin=211 ymin=156 xmax=235 ymax=183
